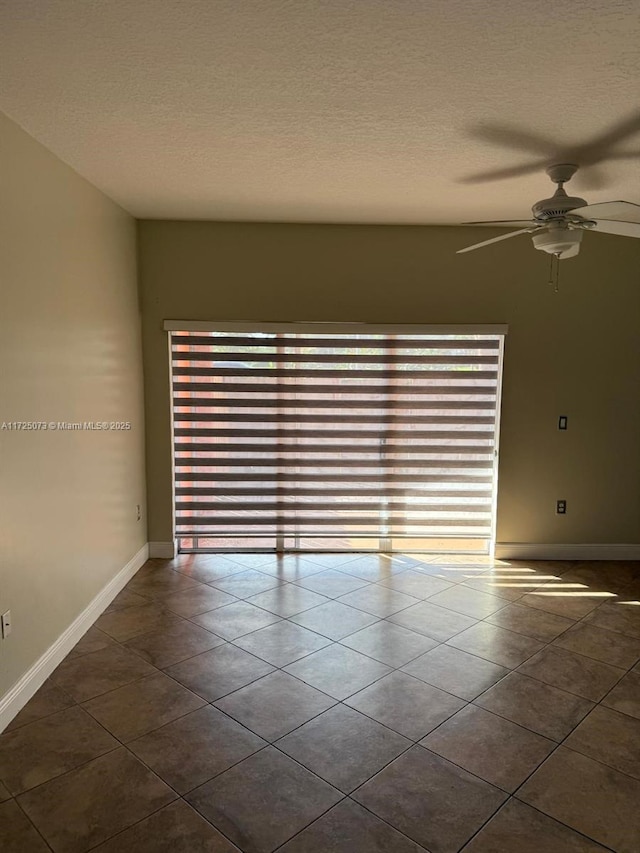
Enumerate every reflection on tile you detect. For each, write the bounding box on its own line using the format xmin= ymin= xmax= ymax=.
xmin=426 ymin=586 xmax=507 ymax=619
xmin=602 ymin=670 xmax=640 ymax=719
xmin=353 ymin=746 xmax=506 ymax=853
xmin=91 ymin=799 xmax=241 ymax=852
xmin=225 ymin=553 xmax=281 ymax=569
xmin=402 ymin=644 xmax=508 ymax=700
xmin=166 ymin=644 xmax=274 ymax=701
xmin=176 ymin=558 xmax=248 ymax=583
xmin=564 ymin=705 xmax=640 ymax=779
xmin=340 ymin=621 xmax=438 ymax=668
xmin=0 ymin=706 xmax=117 ymax=795
xmin=516 ymin=646 xmax=624 ymax=701
xmin=460 ymin=573 xmax=526 ymax=602
xmin=160 ymin=584 xmax=237 ymax=617
xmin=0 ymin=799 xmax=51 ymax=853
xmin=5 ymin=684 xmax=74 ymax=732
xmin=233 ymin=620 xmax=331 ymax=667
xmin=337 ymin=554 xmax=409 ymax=582
xmin=412 ymin=564 xmax=490 ymax=582
xmin=215 ymin=671 xmax=336 ymax=741
xmin=388 ymin=601 xmax=477 ymax=641
xmin=301 ymin=553 xmax=360 ymax=569
xmin=247 ymin=585 xmax=329 ymax=617
xmin=475 ymin=672 xmax=593 ymax=741
xmin=18 ymin=748 xmax=176 ymax=853
xmin=191 ymin=601 xmax=281 ymax=640
xmin=276 ymin=704 xmax=410 ymax=793
xmin=129 ymin=705 xmax=266 ymax=794
xmin=187 ymin=747 xmax=342 ymax=853
xmin=463 ymin=798 xmax=609 ymax=853
xmin=421 ymin=704 xmax=554 ymax=792
xmin=486 ymin=602 xmax=574 ymax=642
xmin=520 ymin=591 xmax=602 ymax=620
xmin=284 ymin=644 xmax=391 ymax=701
xmin=518 ymin=746 xmax=640 ymax=853
xmin=279 ymin=798 xmax=427 ymax=853
xmin=290 ymin=600 xmax=379 ymax=640
xmin=552 ymin=621 xmax=640 ymax=669
xmin=346 ymin=671 xmax=464 ymax=741
xmin=337 ymin=585 xmax=420 ymax=618
xmin=83 ymin=672 xmax=206 ymax=741
xmin=256 ymin=556 xmax=328 ymax=581
xmin=295 ymin=569 xmax=370 ymax=598
xmin=210 ymin=569 xmax=284 ymax=598
xmin=124 ymin=619 xmax=225 ymax=668
xmin=446 ymin=621 xmax=544 ymax=668
xmin=378 ymin=570 xmax=452 ymax=599
xmin=50 ymin=644 xmax=157 ymax=702
xmin=95 ymin=602 xmax=176 ymax=642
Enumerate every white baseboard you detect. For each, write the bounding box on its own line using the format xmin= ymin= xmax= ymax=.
xmin=149 ymin=540 xmax=177 ymax=559
xmin=495 ymin=542 xmax=640 ymax=561
xmin=0 ymin=542 xmax=149 ymax=733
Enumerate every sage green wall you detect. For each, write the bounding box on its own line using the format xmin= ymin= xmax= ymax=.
xmin=138 ymin=220 xmax=640 ymax=548
xmin=0 ymin=113 xmax=147 ymax=699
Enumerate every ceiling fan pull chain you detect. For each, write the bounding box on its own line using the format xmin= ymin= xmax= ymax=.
xmin=548 ymin=253 xmax=561 ymax=292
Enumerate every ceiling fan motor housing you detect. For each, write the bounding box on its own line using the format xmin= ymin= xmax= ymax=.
xmin=531 ymin=187 xmax=588 ymax=221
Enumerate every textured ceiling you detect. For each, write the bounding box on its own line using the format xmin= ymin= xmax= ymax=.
xmin=1 ymin=0 xmax=639 ymax=223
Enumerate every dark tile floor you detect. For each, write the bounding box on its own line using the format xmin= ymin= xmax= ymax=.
xmin=1 ymin=552 xmax=640 ymax=852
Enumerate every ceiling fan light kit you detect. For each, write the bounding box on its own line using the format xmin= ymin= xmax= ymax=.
xmin=457 ymin=163 xmax=640 ymax=267
xmin=532 ymin=225 xmax=583 ymax=260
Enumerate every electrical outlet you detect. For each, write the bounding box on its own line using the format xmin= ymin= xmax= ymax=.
xmin=556 ymin=500 xmax=567 ymax=515
xmin=136 ymin=504 xmax=141 ymax=521
xmin=558 ymin=416 xmax=568 ymax=430
xmin=1 ymin=610 xmax=11 ymax=638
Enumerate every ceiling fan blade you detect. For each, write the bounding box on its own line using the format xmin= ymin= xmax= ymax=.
xmin=462 ymin=220 xmax=537 ymax=227
xmin=578 ymin=111 xmax=640 ymax=161
xmin=456 ymin=227 xmax=537 ymax=255
xmin=468 ymin=124 xmax=556 ymax=157
xmin=569 ymin=201 xmax=640 ymax=222
xmin=607 ymin=150 xmax=640 ymax=162
xmin=590 ymin=220 xmax=640 ymax=238
xmin=458 ymin=160 xmax=547 ymax=184
xmin=571 ymin=166 xmax=609 ymax=191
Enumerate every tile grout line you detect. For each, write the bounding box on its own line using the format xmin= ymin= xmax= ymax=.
xmin=11 ymin=796 xmax=57 ymax=852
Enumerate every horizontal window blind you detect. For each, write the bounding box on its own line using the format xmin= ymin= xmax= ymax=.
xmin=170 ymin=329 xmax=504 ymax=551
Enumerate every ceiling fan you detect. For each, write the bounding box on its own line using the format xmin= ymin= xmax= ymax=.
xmin=457 ymin=163 xmax=640 ymax=260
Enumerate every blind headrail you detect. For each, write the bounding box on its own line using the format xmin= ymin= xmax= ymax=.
xmin=164 ymin=320 xmax=509 ymax=335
